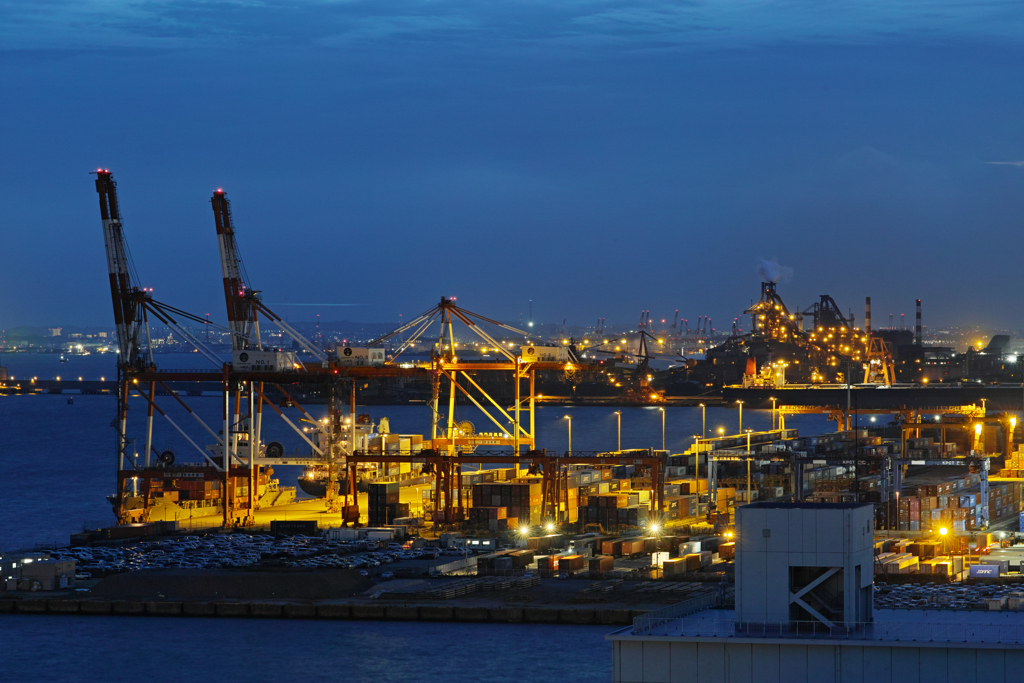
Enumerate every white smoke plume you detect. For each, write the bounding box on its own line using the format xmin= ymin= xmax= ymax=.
xmin=757 ymin=257 xmax=793 ymax=284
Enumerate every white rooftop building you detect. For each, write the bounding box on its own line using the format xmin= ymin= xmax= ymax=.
xmin=608 ymin=502 xmax=1024 ymax=682
xmin=736 ymin=502 xmax=874 ymax=629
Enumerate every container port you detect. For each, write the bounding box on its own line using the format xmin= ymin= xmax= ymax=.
xmin=6 ymin=170 xmax=1024 ymax=675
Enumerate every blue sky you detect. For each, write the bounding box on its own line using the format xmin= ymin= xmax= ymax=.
xmin=1 ymin=1 xmax=1023 ymax=331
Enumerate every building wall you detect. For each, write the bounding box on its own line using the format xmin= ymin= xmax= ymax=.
xmin=611 ymin=638 xmax=1024 ymax=683
xmin=736 ymin=505 xmax=874 ymax=625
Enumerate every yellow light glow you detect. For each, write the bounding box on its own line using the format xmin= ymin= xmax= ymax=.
xmin=939 ymin=527 xmax=948 ymax=536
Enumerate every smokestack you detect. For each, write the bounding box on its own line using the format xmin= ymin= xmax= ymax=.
xmin=915 ymin=299 xmax=922 ymax=346
xmin=865 ymin=297 xmax=872 ymax=336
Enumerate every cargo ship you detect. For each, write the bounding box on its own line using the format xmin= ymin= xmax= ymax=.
xmin=296 ymin=413 xmax=431 ymax=497
xmin=113 ymin=436 xmax=297 ymax=524
xmin=139 ymin=466 xmax=296 ymax=523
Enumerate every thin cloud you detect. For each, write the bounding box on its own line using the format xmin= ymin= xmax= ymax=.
xmin=987 ymin=161 xmax=1024 ymax=167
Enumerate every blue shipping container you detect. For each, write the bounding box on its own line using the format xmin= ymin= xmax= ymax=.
xmin=969 ymin=564 xmax=1000 ymax=578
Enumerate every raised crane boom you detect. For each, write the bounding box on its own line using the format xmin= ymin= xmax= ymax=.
xmin=212 ymin=189 xmax=260 ymax=352
xmin=94 ymin=170 xmax=146 ymax=370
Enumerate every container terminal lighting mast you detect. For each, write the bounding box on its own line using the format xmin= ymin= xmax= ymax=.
xmin=95 ymin=171 xmax=661 ymax=531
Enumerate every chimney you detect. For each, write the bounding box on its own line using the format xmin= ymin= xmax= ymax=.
xmin=915 ymin=299 xmax=922 ymax=346
xmin=865 ymin=297 xmax=872 ymax=336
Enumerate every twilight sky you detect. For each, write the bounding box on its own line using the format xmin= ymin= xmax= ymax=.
xmin=1 ymin=1 xmax=1022 ymax=332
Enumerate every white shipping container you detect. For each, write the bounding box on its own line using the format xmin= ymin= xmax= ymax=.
xmin=233 ymin=349 xmax=297 ymax=372
xmin=520 ymin=345 xmax=569 ymax=363
xmin=651 ymin=551 xmax=670 ymax=568
xmin=327 ymin=527 xmax=359 ymax=540
xmin=680 ymin=541 xmax=702 ymax=557
xmin=335 ymin=346 xmax=386 ymax=366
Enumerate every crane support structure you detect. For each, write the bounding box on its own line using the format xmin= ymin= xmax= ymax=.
xmin=95 ymin=173 xmax=581 ymax=530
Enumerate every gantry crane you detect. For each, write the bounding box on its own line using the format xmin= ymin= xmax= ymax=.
xmin=96 ymin=173 xmax=591 ymax=531
xmin=95 ymin=170 xmax=242 ymax=524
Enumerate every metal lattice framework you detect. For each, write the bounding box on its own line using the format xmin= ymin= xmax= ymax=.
xmin=94 ymin=173 xmax=585 ymax=530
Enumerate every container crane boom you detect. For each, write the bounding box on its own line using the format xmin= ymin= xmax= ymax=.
xmin=212 ymin=189 xmax=260 ymax=352
xmin=94 ymin=170 xmax=146 ymax=370
xmin=211 ymin=188 xmax=327 ymax=363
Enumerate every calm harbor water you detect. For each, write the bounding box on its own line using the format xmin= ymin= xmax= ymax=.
xmin=0 ymin=616 xmax=613 ymax=682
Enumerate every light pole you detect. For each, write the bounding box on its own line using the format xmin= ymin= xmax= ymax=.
xmin=770 ymin=397 xmax=777 ymax=431
xmin=699 ymin=403 xmax=706 ymax=437
xmin=746 ymin=429 xmax=753 ymax=504
xmin=564 ymin=415 xmax=572 ymax=454
xmin=736 ymin=400 xmax=743 ymax=433
xmin=659 ymin=407 xmax=665 ymax=451
xmin=614 ymin=411 xmax=621 ymax=451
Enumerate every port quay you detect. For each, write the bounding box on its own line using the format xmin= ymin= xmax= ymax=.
xmin=2 ymin=171 xmax=1024 ymax=681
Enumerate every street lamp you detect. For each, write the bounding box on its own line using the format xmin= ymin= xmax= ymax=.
xmin=699 ymin=403 xmax=706 ymax=437
xmin=736 ymin=400 xmax=743 ymax=433
xmin=746 ymin=429 xmax=753 ymax=504
xmin=718 ymin=427 xmax=725 ymax=436
xmin=659 ymin=407 xmax=666 ymax=451
xmin=614 ymin=410 xmax=621 ymax=451
xmin=564 ymin=415 xmax=572 ymax=454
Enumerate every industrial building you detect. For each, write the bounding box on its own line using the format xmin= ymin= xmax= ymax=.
xmin=1 ymin=552 xmax=76 ymax=591
xmin=608 ymin=502 xmax=1024 ymax=682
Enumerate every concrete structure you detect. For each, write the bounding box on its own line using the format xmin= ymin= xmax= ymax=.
xmin=1 ymin=552 xmax=75 ymax=591
xmin=608 ymin=502 xmax=1024 ymax=682
xmin=736 ymin=502 xmax=873 ymax=628
xmin=20 ymin=559 xmax=77 ymax=591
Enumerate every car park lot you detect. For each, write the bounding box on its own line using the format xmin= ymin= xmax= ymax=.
xmin=44 ymin=534 xmax=447 ymax=577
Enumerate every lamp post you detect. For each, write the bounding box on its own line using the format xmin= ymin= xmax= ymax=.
xmin=614 ymin=410 xmax=621 ymax=451
xmin=736 ymin=400 xmax=743 ymax=433
xmin=699 ymin=403 xmax=706 ymax=437
xmin=564 ymin=415 xmax=572 ymax=454
xmin=659 ymin=407 xmax=666 ymax=451
xmin=746 ymin=429 xmax=753 ymax=504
